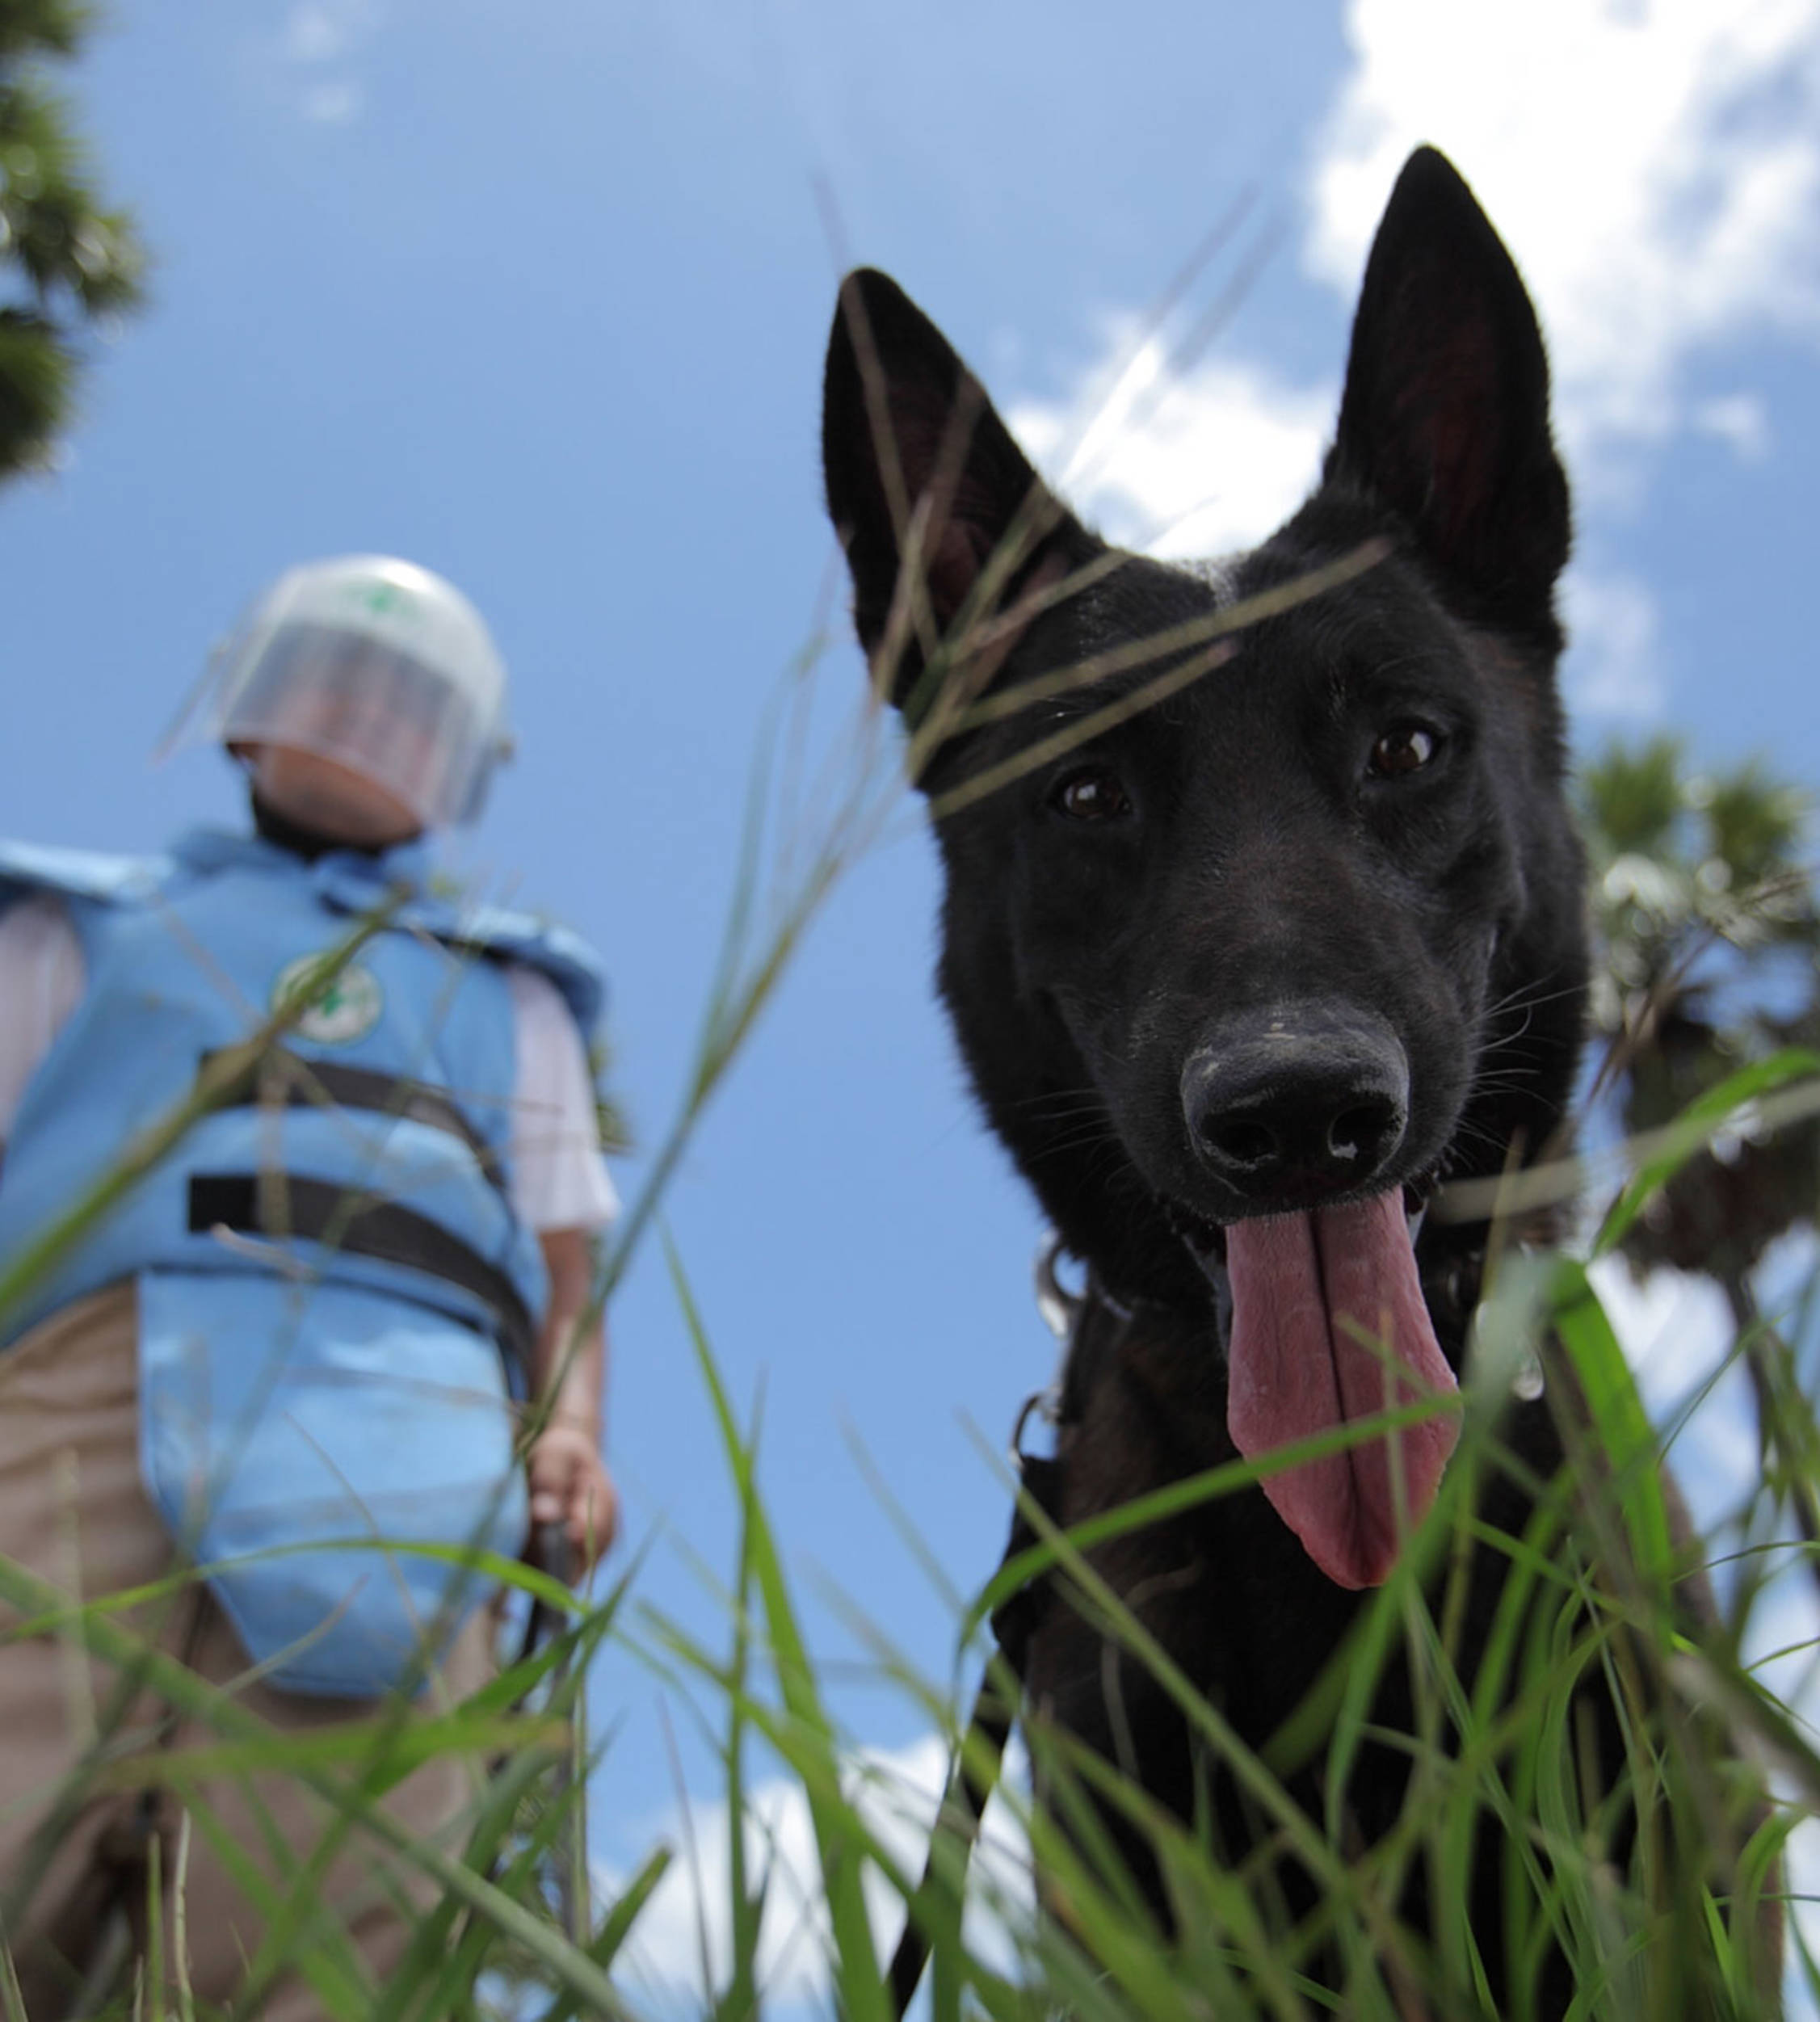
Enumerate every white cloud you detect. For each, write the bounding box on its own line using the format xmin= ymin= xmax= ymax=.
xmin=1693 ymin=393 xmax=1773 ymax=460
xmin=607 ymin=1733 xmax=1033 ymax=2007
xmin=1008 ymin=330 xmax=1331 ymax=562
xmin=1561 ymin=567 xmax=1668 ymax=719
xmin=300 ymin=80 xmax=365 ymax=125
xmin=284 ymin=0 xmax=380 ymax=64
xmin=280 ymin=0 xmax=382 ymax=124
xmin=1006 ymin=0 xmax=1820 ymax=604
xmin=1308 ymin=0 xmax=1820 ymax=470
xmin=1586 ymin=1254 xmax=1754 ymax=1502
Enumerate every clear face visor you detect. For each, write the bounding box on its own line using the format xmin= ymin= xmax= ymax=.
xmin=213 ymin=622 xmax=499 ymax=828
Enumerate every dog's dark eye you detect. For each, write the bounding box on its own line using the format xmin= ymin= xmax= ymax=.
xmin=1368 ymin=725 xmax=1439 ymax=779
xmin=1050 ymin=766 xmax=1133 ymax=822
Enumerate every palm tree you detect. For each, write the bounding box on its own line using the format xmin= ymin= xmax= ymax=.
xmin=0 ymin=0 xmax=145 ymax=481
xmin=1578 ymin=736 xmax=1820 ymax=1561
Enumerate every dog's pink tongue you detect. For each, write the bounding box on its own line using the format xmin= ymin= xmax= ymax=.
xmin=1224 ymin=1192 xmax=1458 ymax=1589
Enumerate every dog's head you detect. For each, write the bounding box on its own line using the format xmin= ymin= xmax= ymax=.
xmin=821 ymin=147 xmax=1588 ymax=1588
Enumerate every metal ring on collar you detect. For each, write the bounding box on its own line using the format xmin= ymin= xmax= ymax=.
xmin=1032 ymin=1232 xmax=1082 ymax=1344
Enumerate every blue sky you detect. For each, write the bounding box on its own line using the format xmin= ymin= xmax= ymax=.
xmin=5 ymin=0 xmax=1820 ymax=1999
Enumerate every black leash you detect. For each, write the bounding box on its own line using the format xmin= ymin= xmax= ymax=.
xmin=889 ymin=1238 xmax=1131 ymax=2018
xmin=886 ymin=1452 xmax=1058 ymax=2016
xmin=524 ymin=1520 xmax=588 ymax=1944
xmin=503 ymin=1520 xmax=590 ymax=1943
xmin=885 ymin=1694 xmax=1012 ymax=2015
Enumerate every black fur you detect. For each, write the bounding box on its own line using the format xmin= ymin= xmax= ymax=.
xmin=822 ymin=149 xmax=1764 ymax=2014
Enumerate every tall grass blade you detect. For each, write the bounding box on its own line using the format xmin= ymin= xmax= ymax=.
xmin=667 ymin=1238 xmax=889 ymax=2022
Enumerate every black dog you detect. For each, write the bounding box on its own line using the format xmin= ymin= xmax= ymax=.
xmin=822 ymin=149 xmax=1772 ymax=2014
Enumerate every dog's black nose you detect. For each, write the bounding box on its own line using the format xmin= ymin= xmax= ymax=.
xmin=1181 ymin=1003 xmax=1410 ymax=1202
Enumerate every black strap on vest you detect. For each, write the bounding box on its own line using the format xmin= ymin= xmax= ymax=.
xmin=187 ymin=1171 xmax=535 ymax=1380
xmin=888 ymin=1256 xmax=1136 ymax=2018
xmin=200 ymin=1046 xmax=509 ymax=1196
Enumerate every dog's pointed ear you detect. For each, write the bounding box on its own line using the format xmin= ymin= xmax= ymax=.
xmin=1326 ymin=146 xmax=1570 ymax=642
xmin=822 ymin=268 xmax=1087 ymax=709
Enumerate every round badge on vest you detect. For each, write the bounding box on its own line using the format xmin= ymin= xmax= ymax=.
xmin=273 ymin=952 xmax=385 ymax=1045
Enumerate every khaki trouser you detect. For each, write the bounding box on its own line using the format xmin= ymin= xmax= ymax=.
xmin=0 ymin=1284 xmax=502 ymax=2019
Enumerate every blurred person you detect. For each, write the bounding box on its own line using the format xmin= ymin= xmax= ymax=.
xmin=0 ymin=556 xmax=620 ymax=2016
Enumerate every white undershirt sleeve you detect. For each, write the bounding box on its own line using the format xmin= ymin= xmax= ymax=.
xmin=0 ymin=895 xmax=86 ymax=1142
xmin=504 ymin=965 xmax=620 ymax=1234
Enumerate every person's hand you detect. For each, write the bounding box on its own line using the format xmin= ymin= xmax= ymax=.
xmin=528 ymin=1421 xmax=620 ymax=1572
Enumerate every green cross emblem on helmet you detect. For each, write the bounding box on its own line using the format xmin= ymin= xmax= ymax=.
xmin=350 ymin=581 xmax=414 ymax=618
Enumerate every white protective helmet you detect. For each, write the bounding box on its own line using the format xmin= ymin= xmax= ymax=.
xmin=204 ymin=556 xmax=512 ymax=829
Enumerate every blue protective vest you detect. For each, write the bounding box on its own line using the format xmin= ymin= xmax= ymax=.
xmin=0 ymin=827 xmax=607 ymax=1699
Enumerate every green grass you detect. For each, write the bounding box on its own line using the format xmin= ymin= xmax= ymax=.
xmin=5 ymin=1040 xmax=1812 ymax=2019
xmin=1 ymin=617 xmax=1816 ymax=2019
